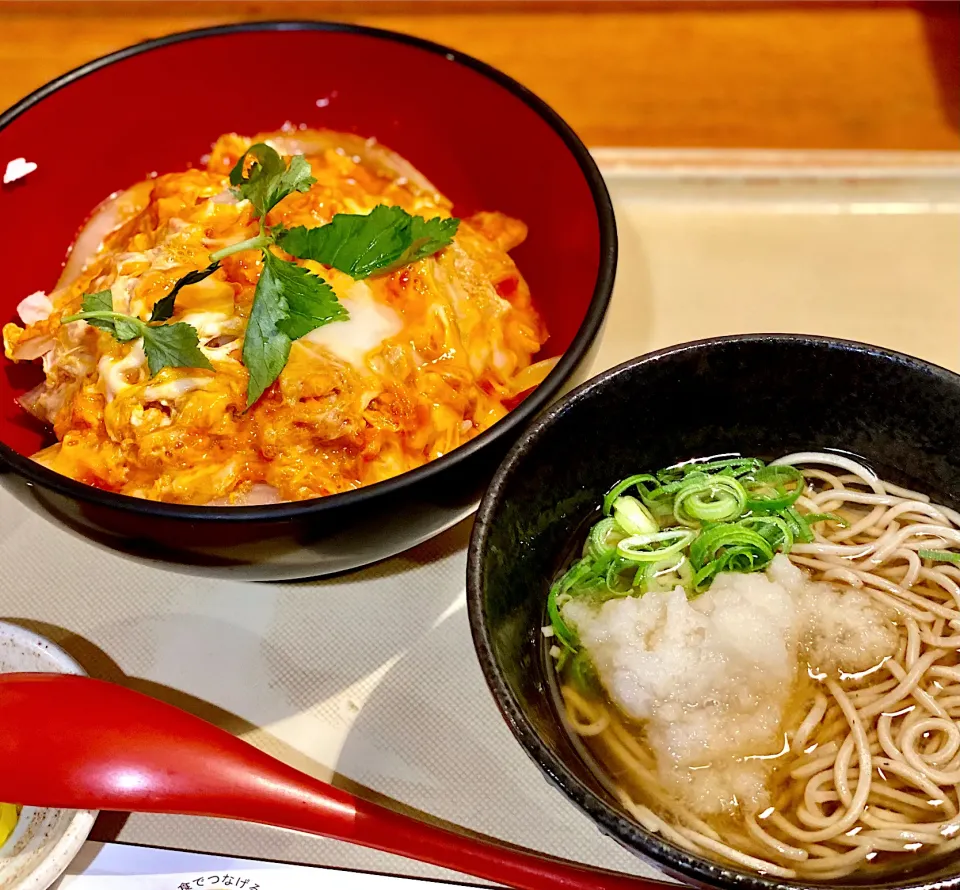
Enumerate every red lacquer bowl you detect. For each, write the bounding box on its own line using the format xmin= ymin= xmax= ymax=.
xmin=0 ymin=22 xmax=616 ymax=580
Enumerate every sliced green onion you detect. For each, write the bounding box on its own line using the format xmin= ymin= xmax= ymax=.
xmin=585 ymin=517 xmax=621 ymax=559
xmin=605 ymin=555 xmax=637 ymax=593
xmin=784 ymin=506 xmax=814 ymax=543
xmin=674 ymin=473 xmax=747 ymax=526
xmin=693 ymin=541 xmax=768 ymax=589
xmin=603 ymin=474 xmax=659 ymax=515
xmin=637 ymin=554 xmax=694 ymax=594
xmin=569 ymin=650 xmax=599 ymax=694
xmin=919 ymin=550 xmax=960 ymax=565
xmin=547 ymin=581 xmax=577 ymax=650
xmin=657 ymin=457 xmax=763 ymax=483
xmin=687 ymin=457 xmax=764 ymax=477
xmin=717 ymin=544 xmax=765 ymax=573
xmin=743 ymin=464 xmax=804 ymax=514
xmin=550 ymin=456 xmax=847 ymax=633
xmin=688 ymin=522 xmax=772 ymax=566
xmin=547 ymin=556 xmax=600 ymax=648
xmin=739 ymin=515 xmax=795 ymax=554
xmin=612 ymin=496 xmax=659 ymax=536
xmin=689 ymin=522 xmax=775 ymax=591
xmin=557 ymin=557 xmax=596 ymax=594
xmin=803 ymin=512 xmax=849 ymax=529
xmin=626 ymin=480 xmax=678 ymax=525
xmin=618 ymin=528 xmax=696 ymax=563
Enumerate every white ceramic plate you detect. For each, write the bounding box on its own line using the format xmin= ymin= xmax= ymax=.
xmin=0 ymin=622 xmax=97 ymax=890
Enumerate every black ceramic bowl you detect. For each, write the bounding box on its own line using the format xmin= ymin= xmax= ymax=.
xmin=467 ymin=335 xmax=960 ymax=890
xmin=0 ymin=22 xmax=615 ymax=580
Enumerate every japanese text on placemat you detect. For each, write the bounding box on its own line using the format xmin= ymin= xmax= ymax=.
xmin=177 ymin=878 xmax=260 ymax=889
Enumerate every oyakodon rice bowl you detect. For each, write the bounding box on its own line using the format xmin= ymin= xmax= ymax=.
xmin=4 ymin=131 xmax=551 ymax=506
xmin=0 ymin=22 xmax=615 ymax=580
xmin=468 ymin=335 xmax=960 ymax=890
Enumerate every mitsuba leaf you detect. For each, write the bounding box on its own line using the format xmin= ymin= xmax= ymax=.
xmin=78 ymin=290 xmax=117 ymax=333
xmin=229 ymin=143 xmax=316 ymax=219
xmin=149 ymin=260 xmax=222 ymax=322
xmin=140 ymin=323 xmax=214 ymax=377
xmin=79 ymin=291 xmax=141 ymax=342
xmin=269 ymin=256 xmax=348 ymax=340
xmin=69 ymin=291 xmax=212 ymax=376
xmin=279 ymin=204 xmax=459 ymax=279
xmin=113 ymin=317 xmax=145 ymax=342
xmin=241 ymin=251 xmax=348 ymax=407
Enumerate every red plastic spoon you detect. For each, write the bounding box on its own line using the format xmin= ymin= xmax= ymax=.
xmin=0 ymin=674 xmax=671 ymax=890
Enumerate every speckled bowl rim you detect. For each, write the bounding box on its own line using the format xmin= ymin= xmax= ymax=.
xmin=467 ymin=333 xmax=960 ymax=890
xmin=0 ymin=622 xmax=98 ymax=890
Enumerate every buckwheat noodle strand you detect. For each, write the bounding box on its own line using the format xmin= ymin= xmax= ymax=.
xmin=560 ymin=453 xmax=960 ymax=881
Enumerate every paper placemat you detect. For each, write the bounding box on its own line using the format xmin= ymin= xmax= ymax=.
xmin=3 ymin=151 xmax=959 ymax=886
xmin=54 ymin=842 xmax=480 ymax=889
xmin=0 ymin=517 xmax=654 ymax=885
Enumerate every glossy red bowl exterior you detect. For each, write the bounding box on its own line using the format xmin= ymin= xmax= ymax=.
xmin=0 ymin=22 xmax=616 ymax=580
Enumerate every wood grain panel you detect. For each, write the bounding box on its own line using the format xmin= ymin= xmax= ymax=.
xmin=1 ymin=1 xmax=957 ymax=149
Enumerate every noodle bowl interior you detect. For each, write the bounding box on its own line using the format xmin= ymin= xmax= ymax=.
xmin=545 ymin=452 xmax=960 ymax=882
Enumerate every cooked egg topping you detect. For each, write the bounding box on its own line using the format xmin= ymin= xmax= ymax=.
xmin=4 ymin=130 xmax=550 ymax=504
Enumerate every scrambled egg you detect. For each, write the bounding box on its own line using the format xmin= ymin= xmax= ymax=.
xmin=3 ymin=130 xmax=549 ymax=504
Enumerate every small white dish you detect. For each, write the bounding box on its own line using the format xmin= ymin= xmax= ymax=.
xmin=0 ymin=622 xmax=97 ymax=890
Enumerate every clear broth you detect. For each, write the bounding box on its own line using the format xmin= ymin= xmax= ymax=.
xmin=543 ymin=452 xmax=960 ymax=884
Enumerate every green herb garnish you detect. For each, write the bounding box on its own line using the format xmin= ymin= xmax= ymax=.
xmin=919 ymin=550 xmax=960 ymax=565
xmin=673 ymin=473 xmax=747 ymax=526
xmin=62 ymin=291 xmax=213 ymax=376
xmin=213 ymin=143 xmax=344 ymax=405
xmin=689 ymin=521 xmax=776 ymax=590
xmin=278 ymin=204 xmax=460 ymax=279
xmin=545 ymin=456 xmax=824 ymax=645
xmin=804 ymin=512 xmax=849 ymax=528
xmin=148 ymin=260 xmax=222 ymax=323
xmin=229 ymin=143 xmax=316 ymax=218
xmin=73 ymin=143 xmax=460 ymax=407
xmin=243 ymin=250 xmax=348 ymax=406
xmin=220 ymin=145 xmax=458 ymax=405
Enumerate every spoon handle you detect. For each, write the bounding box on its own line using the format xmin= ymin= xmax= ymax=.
xmin=0 ymin=674 xmax=669 ymax=890
xmin=328 ymin=795 xmax=669 ymax=890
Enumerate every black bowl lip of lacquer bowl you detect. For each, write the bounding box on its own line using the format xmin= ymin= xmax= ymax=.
xmin=0 ymin=18 xmax=617 ymax=527
xmin=467 ymin=333 xmax=960 ymax=890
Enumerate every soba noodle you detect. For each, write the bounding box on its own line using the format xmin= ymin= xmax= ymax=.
xmin=554 ymin=452 xmax=960 ymax=881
